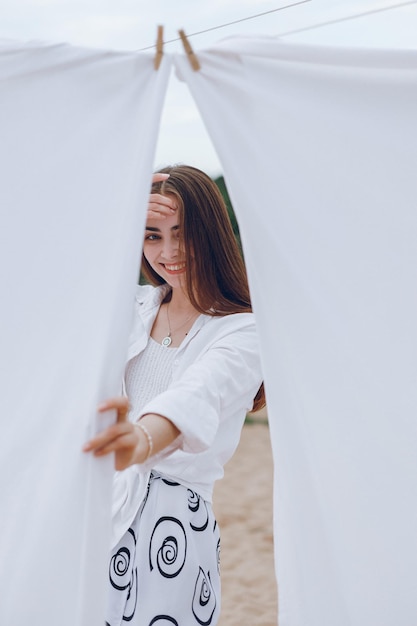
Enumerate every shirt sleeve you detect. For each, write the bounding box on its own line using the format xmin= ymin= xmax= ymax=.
xmin=138 ymin=315 xmax=263 ymax=454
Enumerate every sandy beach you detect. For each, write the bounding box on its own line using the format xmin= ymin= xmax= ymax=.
xmin=213 ymin=417 xmax=278 ymax=626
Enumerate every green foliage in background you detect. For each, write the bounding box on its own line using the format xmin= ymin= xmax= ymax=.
xmin=213 ymin=175 xmax=242 ymax=253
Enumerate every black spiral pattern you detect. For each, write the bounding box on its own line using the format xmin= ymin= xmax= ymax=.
xmin=109 ymin=528 xmax=136 ymax=591
xmin=188 ymin=490 xmax=209 ymax=532
xmin=192 ymin=567 xmax=217 ymax=625
xmin=107 ymin=477 xmax=220 ymax=625
xmin=149 ymin=517 xmax=187 ymax=578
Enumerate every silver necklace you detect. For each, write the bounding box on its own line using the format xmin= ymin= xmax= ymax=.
xmin=161 ymin=302 xmax=195 ymax=347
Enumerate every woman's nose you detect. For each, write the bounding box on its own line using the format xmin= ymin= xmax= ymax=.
xmin=161 ymin=238 xmax=179 ymax=259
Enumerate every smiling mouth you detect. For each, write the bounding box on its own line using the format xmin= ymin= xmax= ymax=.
xmin=163 ymin=262 xmax=186 ymax=273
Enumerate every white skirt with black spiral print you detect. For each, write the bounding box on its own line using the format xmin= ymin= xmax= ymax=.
xmin=105 ymin=472 xmax=221 ymax=626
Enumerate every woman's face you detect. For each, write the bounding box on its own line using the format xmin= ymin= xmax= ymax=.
xmin=143 ymin=211 xmax=187 ymax=290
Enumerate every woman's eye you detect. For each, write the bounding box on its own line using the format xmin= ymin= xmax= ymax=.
xmin=145 ymin=234 xmax=160 ymax=241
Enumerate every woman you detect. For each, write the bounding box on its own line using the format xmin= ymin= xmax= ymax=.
xmin=84 ymin=165 xmax=265 ymax=626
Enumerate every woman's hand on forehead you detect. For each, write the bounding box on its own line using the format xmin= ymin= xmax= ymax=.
xmin=147 ymin=192 xmax=178 ymax=221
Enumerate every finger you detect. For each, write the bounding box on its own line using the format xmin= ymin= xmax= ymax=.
xmin=146 ymin=209 xmax=167 ymax=220
xmin=147 ymin=205 xmax=176 ymax=217
xmin=93 ymin=432 xmax=136 ymax=457
xmin=97 ymin=397 xmax=130 ymax=416
xmin=146 ymin=206 xmax=176 ymax=219
xmin=152 ymin=173 xmax=170 ymax=183
xmin=149 ymin=193 xmax=175 ymax=207
xmin=148 ymin=195 xmax=177 ymax=215
xmin=83 ymin=422 xmax=132 ymax=452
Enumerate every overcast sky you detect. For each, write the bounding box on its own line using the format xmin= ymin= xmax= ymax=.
xmin=1 ymin=0 xmax=416 ymax=176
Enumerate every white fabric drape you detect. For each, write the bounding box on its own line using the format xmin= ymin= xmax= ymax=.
xmin=0 ymin=41 xmax=171 ymax=625
xmin=176 ymin=39 xmax=417 ymax=626
xmin=2 ymin=34 xmax=417 ymax=626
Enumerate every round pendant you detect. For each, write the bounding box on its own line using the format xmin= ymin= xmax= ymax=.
xmin=161 ymin=335 xmax=172 ymax=347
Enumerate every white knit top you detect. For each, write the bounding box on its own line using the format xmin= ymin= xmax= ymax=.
xmin=125 ymin=337 xmax=178 ymax=421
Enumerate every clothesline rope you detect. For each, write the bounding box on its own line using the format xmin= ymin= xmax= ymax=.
xmin=137 ymin=0 xmax=311 ymax=51
xmin=138 ymin=0 xmax=417 ymax=51
xmin=278 ymin=0 xmax=417 ymax=37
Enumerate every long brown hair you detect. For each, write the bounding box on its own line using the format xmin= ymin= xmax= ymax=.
xmin=142 ymin=165 xmax=265 ymax=411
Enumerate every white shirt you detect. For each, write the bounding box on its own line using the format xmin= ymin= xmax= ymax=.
xmin=111 ymin=283 xmax=263 ymax=547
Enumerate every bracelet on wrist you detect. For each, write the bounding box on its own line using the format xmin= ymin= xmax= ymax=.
xmin=134 ymin=421 xmax=154 ymax=462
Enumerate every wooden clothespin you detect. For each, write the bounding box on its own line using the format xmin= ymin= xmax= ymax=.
xmin=154 ymin=25 xmax=164 ymax=70
xmin=178 ymin=29 xmax=200 ymax=71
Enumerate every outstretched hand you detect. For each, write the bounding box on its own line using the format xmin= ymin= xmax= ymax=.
xmin=83 ymin=397 xmax=149 ymax=470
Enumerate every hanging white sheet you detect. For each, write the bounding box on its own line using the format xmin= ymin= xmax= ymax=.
xmin=176 ymin=38 xmax=417 ymax=626
xmin=0 ymin=40 xmax=171 ymax=626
